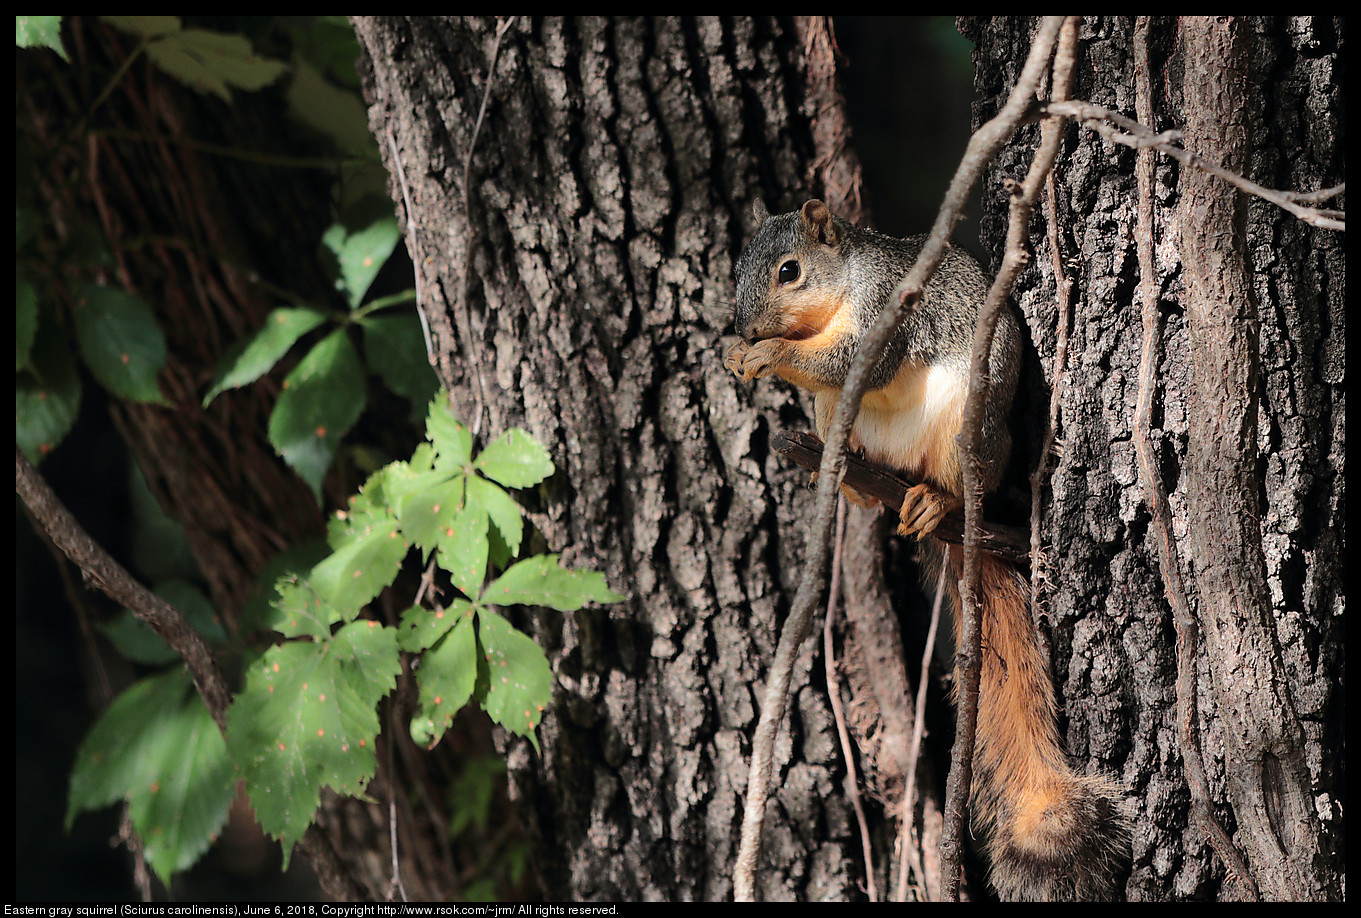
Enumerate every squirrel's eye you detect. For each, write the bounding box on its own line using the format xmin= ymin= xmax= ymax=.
xmin=777 ymin=260 xmax=801 ymax=285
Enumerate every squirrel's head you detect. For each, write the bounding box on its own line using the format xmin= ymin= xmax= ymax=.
xmin=733 ymin=199 xmax=851 ymax=342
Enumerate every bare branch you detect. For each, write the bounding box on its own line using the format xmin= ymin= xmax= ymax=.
xmin=894 ymin=561 xmax=946 ymax=902
xmin=1038 ymin=99 xmax=1345 ymax=231
xmin=947 ymin=15 xmax=1077 ymax=901
xmin=15 ymin=446 xmax=232 ymax=732
xmin=1028 ymin=26 xmax=1078 ymax=649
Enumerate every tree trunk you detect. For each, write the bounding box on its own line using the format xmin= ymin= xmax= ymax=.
xmin=353 ymin=15 xmax=875 ymax=901
xmin=964 ymin=15 xmax=1344 ymax=901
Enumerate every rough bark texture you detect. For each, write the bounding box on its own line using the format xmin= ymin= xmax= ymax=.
xmin=353 ymin=16 xmax=862 ymax=901
xmin=963 ymin=15 xmax=1344 ymax=901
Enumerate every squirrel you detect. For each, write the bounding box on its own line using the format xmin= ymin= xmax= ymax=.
xmin=726 ymin=199 xmax=1130 ymax=901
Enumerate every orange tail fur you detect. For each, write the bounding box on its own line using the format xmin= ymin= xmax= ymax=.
xmin=923 ymin=540 xmax=1130 ymax=901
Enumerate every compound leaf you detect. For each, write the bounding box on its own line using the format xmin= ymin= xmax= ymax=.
xmin=66 ymin=669 xmax=233 ymax=885
xmin=227 ymin=620 xmax=399 ymax=867
xmin=482 ymin=554 xmax=624 ymax=612
xmin=476 ymin=610 xmax=552 ymax=748
xmin=203 ymin=306 xmax=331 ymax=406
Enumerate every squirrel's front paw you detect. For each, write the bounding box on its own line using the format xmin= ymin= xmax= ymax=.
xmin=896 ymin=483 xmax=961 ymax=540
xmin=725 ymin=338 xmax=782 ymax=381
xmin=724 ymin=340 xmax=751 ymax=379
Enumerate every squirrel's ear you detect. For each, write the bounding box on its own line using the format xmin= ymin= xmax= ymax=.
xmin=752 ymin=199 xmax=770 ymax=228
xmin=800 ymin=199 xmax=839 ymax=247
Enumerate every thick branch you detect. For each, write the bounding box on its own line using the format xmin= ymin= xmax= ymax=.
xmin=771 ymin=431 xmax=1030 ymax=564
xmin=16 ymin=446 xmax=232 ymax=731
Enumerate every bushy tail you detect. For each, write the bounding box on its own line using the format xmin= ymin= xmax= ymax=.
xmin=923 ymin=540 xmax=1131 ymax=901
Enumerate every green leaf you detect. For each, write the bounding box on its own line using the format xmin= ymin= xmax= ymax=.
xmin=476 ymin=609 xmax=552 ymax=747
xmin=474 ymin=428 xmax=555 ymax=488
xmin=71 ymin=283 xmax=168 ymax=404
xmin=465 ymin=474 xmax=524 ymax=557
xmin=309 ymin=515 xmax=407 ymax=619
xmin=358 ymin=312 xmax=438 ymax=408
xmin=203 ymin=306 xmax=331 ymax=406
xmin=267 ymin=575 xmax=342 ymax=642
xmin=323 ymin=217 xmax=401 ymax=310
xmin=407 ymin=611 xmax=479 ymax=747
xmin=378 ymin=444 xmax=433 ymax=516
xmin=392 ymin=471 xmax=463 ymax=562
xmin=397 ymin=598 xmax=472 ymax=654
xmin=15 ymin=324 xmax=81 ymax=463
xmin=335 ymin=462 xmax=399 ymax=536
xmin=285 ymin=56 xmax=373 ymax=155
xmin=16 ymin=16 xmax=68 ymax=60
xmin=67 ymin=669 xmax=234 ymax=885
xmin=426 ymin=397 xmax=473 ymax=469
xmin=267 ymin=328 xmax=367 ymax=501
xmin=283 ymin=17 xmax=362 ymax=89
xmin=227 ymin=619 xmax=400 ymax=867
xmin=437 ymin=505 xmax=489 ymax=597
xmin=145 ymin=29 xmax=287 ymax=103
xmin=482 ymin=554 xmax=624 ymax=611
xmin=238 ymin=540 xmax=331 ymax=637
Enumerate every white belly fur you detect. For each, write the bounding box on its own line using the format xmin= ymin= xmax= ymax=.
xmin=824 ymin=360 xmax=968 ymax=491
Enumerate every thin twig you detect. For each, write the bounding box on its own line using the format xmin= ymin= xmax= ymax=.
xmin=387 ymin=126 xmax=434 ymax=366
xmin=385 ymin=726 xmax=409 ymax=901
xmin=894 ymin=560 xmax=946 ymax=902
xmin=822 ymin=498 xmax=876 ymax=902
xmin=1028 ymin=22 xmax=1078 ymax=654
xmin=1037 ymin=99 xmax=1345 ymax=231
xmin=1129 ymin=17 xmax=1258 ymax=900
xmin=95 ymin=127 xmax=355 ymax=171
